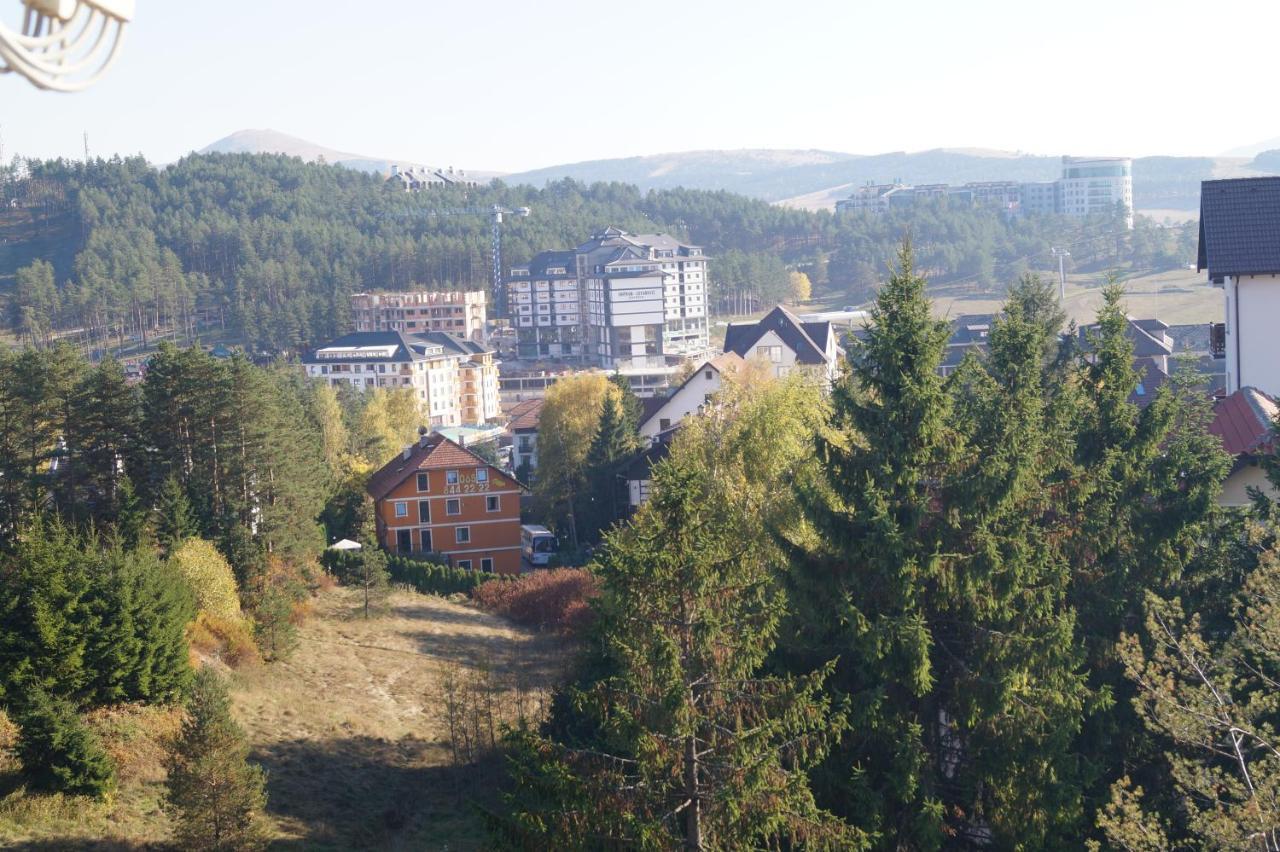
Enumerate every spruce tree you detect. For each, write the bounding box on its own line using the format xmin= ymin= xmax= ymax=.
xmin=60 ymin=356 xmax=141 ymax=525
xmin=356 ymin=522 xmax=389 ymax=619
xmin=155 ymin=474 xmax=197 ymax=556
xmin=503 ymin=453 xmax=860 ymax=849
xmin=786 ymin=242 xmax=1090 ymax=846
xmin=252 ymin=586 xmax=298 ymax=663
xmin=577 ymin=392 xmax=637 ymax=544
xmin=166 ymin=668 xmax=269 ymax=851
xmin=16 ymin=689 xmax=116 ymax=798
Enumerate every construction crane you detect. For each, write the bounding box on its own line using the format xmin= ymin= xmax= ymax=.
xmin=386 ymin=203 xmax=531 ymax=319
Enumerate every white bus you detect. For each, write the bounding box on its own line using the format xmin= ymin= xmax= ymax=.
xmin=521 ymin=524 xmax=558 ymax=567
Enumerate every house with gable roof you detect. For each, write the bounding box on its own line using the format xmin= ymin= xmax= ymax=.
xmin=1208 ymin=386 xmax=1279 ymax=507
xmin=1199 ymin=176 xmax=1280 ymax=399
xmin=723 ymin=306 xmax=842 ymax=384
xmin=366 ymin=430 xmax=526 ymax=574
xmin=637 ymin=352 xmax=746 ymax=442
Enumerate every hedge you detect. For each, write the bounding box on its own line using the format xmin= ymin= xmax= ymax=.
xmin=321 ymin=549 xmax=507 ymax=597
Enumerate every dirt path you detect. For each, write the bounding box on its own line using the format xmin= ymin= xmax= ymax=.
xmin=232 ymin=587 xmax=566 ymax=851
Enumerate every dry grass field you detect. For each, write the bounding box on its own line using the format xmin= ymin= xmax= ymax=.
xmin=0 ymin=587 xmax=568 ymax=851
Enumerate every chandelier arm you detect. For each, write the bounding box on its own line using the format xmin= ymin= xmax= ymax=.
xmin=17 ymin=4 xmax=93 ymax=49
xmin=4 ymin=14 xmax=113 ymax=78
xmin=0 ymin=18 xmax=122 ymax=91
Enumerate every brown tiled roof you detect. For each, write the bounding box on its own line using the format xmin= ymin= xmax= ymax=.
xmin=366 ymin=433 xmax=506 ymax=501
xmin=1209 ymin=386 xmax=1278 ymax=457
xmin=506 ymin=398 xmax=544 ymax=432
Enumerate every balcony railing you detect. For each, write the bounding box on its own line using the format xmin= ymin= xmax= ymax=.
xmin=1210 ymin=322 xmax=1226 ymax=359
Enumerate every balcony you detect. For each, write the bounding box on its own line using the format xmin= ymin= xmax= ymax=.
xmin=1210 ymin=322 xmax=1226 ymax=359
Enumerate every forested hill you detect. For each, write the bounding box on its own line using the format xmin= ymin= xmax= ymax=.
xmin=0 ymin=153 xmax=1190 ymax=354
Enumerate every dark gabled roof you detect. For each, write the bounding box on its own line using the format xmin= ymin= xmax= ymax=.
xmin=410 ymin=330 xmax=492 ymax=358
xmin=1209 ymin=386 xmax=1277 ymax=457
xmin=619 ymin=437 xmax=673 ymax=481
xmin=947 ymin=314 xmax=996 ymax=347
xmin=303 ymin=330 xmax=423 ymax=364
xmin=367 ymin=432 xmax=517 ymax=501
xmin=1198 ymin=177 xmax=1280 ymax=281
xmin=1078 ymin=317 xmax=1173 ymax=359
xmin=724 ymin=306 xmax=831 ymax=366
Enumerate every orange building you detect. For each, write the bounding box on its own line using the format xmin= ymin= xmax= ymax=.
xmin=366 ymin=431 xmax=526 ymax=574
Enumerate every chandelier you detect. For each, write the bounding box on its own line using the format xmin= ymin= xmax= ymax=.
xmin=0 ymin=0 xmax=134 ymax=92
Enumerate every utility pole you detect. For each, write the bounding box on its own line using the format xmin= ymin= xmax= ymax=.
xmin=1051 ymin=247 xmax=1070 ymax=301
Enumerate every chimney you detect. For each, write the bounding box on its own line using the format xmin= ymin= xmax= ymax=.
xmin=402 ymin=445 xmax=412 ymax=461
xmin=418 ymin=426 xmax=430 ymax=448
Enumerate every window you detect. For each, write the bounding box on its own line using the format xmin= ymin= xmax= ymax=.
xmin=394 ymin=501 xmax=408 ymax=518
xmin=486 ymin=495 xmax=500 ymax=512
xmin=446 ymin=470 xmax=459 ymax=485
xmin=481 ymin=557 xmax=494 ymax=572
xmin=446 ymin=498 xmax=461 ymax=515
xmin=659 ymin=418 xmax=671 ymax=431
xmin=396 ymin=529 xmax=412 ymax=553
xmin=457 ymin=559 xmax=472 ymax=570
xmin=418 ymin=501 xmax=431 ymax=523
xmin=757 ymin=345 xmax=783 ymax=363
xmin=456 ymin=527 xmax=471 ymax=544
xmin=416 ymin=472 xmax=429 ymax=492
xmin=705 ymin=369 xmax=713 ymax=380
xmin=476 ymin=468 xmax=488 ymax=483
xmin=419 ymin=529 xmax=432 ymax=552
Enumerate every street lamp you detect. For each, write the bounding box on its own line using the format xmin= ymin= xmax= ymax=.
xmin=0 ymin=0 xmax=134 ymax=92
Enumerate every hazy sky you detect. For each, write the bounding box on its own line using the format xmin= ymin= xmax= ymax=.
xmin=3 ymin=0 xmax=1278 ymax=172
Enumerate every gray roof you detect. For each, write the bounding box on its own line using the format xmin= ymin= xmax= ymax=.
xmin=1078 ymin=316 xmax=1173 ymax=359
xmin=724 ymin=306 xmax=831 ymax=366
xmin=410 ymin=330 xmax=493 ymax=359
xmin=304 ymin=330 xmax=424 ymax=364
xmin=1198 ymin=177 xmax=1280 ymax=281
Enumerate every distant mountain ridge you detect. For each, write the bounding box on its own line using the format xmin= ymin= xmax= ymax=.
xmin=198 ymin=130 xmax=1280 ymax=213
xmin=198 ymin=129 xmax=506 ymax=181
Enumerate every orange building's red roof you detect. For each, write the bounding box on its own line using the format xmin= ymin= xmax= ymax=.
xmin=367 ymin=433 xmax=509 ymax=501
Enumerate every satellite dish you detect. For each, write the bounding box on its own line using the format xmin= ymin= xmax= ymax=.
xmin=0 ymin=0 xmax=134 ymax=92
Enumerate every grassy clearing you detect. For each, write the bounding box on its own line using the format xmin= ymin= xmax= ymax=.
xmin=0 ymin=587 xmax=568 ymax=850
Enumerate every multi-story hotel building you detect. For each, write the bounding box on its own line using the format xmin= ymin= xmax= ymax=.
xmin=367 ymin=431 xmax=524 ymax=574
xmin=302 ymin=330 xmax=500 ymax=426
xmin=507 ymin=227 xmax=710 ymax=368
xmin=837 ymin=155 xmax=1134 ymax=228
xmin=1057 ymin=156 xmax=1133 ymax=228
xmin=350 ymin=290 xmax=487 ymax=343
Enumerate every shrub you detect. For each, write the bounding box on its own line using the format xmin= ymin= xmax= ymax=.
xmin=188 ymin=612 xmax=260 ymax=668
xmin=386 ymin=554 xmax=505 ymax=596
xmin=472 ymin=569 xmax=599 ymax=635
xmin=16 ymin=691 xmax=116 ymax=799
xmin=170 ymin=538 xmax=243 ymax=623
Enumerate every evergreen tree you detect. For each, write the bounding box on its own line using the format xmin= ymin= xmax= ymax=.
xmin=786 ymin=242 xmax=1089 ymax=846
xmin=607 ymin=372 xmax=642 ymax=435
xmin=114 ymin=473 xmax=150 ymax=548
xmin=16 ymin=689 xmax=116 ymax=799
xmin=355 ymin=511 xmax=389 ymax=619
xmin=577 ymin=392 xmax=637 ymax=544
xmin=166 ymin=668 xmax=269 ymax=851
xmin=501 ymin=454 xmax=860 ymax=850
xmin=59 ymin=356 xmax=141 ymax=524
xmin=252 ymin=586 xmax=298 ymax=663
xmin=155 ymin=474 xmax=196 ymax=556
xmin=0 ymin=518 xmax=93 ymax=705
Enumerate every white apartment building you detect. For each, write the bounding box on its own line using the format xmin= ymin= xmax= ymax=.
xmin=1058 ymin=156 xmax=1133 ymax=228
xmin=1199 ymin=176 xmax=1280 ymax=399
xmin=302 ymin=330 xmax=500 ymax=427
xmin=507 ymin=227 xmax=710 ymax=369
xmin=350 ymin=290 xmax=487 ymax=343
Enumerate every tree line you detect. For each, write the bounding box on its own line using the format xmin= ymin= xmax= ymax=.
xmin=492 ymin=251 xmax=1271 ymax=849
xmin=2 ymin=154 xmax=1193 ymax=351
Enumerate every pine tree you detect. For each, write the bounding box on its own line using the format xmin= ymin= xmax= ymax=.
xmin=354 ymin=501 xmax=390 ymax=619
xmin=114 ymin=474 xmax=150 ymax=548
xmin=155 ymin=474 xmax=196 ymax=556
xmin=166 ymin=668 xmax=269 ymax=851
xmin=59 ymin=356 xmax=141 ymax=524
xmin=16 ymin=689 xmax=116 ymax=798
xmin=501 ymin=451 xmax=861 ymax=850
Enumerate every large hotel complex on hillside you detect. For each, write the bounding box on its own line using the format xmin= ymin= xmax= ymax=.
xmin=837 ymin=155 xmax=1134 ymax=228
xmin=507 ymin=227 xmax=711 ymax=368
xmin=350 ymin=290 xmax=487 ymax=343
